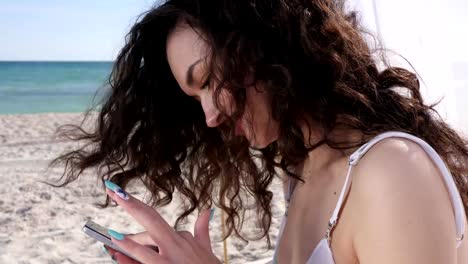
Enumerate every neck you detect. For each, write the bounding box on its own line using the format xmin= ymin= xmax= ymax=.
xmin=297 ymin=117 xmax=363 ymax=175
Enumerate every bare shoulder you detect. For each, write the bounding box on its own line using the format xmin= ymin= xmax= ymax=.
xmin=351 ymin=137 xmax=447 ymax=199
xmin=348 ymin=137 xmax=458 ymax=263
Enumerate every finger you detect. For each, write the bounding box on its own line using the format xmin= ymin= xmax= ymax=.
xmin=194 ymin=208 xmax=214 ymax=252
xmin=104 ymin=246 xmax=139 ymax=264
xmin=127 ymin=232 xmax=160 ymax=252
xmin=103 ymin=245 xmax=118 ymax=261
xmin=104 ymin=242 xmax=158 ymax=263
xmin=108 ymin=230 xmax=168 ymax=264
xmin=104 ymin=181 xmax=176 ymax=249
xmin=177 ymin=230 xmax=194 ymax=241
xmin=113 ymin=251 xmax=142 ymax=264
xmin=127 ymin=232 xmax=155 ymax=247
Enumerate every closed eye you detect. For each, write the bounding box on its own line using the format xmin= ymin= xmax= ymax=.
xmin=200 ymin=74 xmax=211 ymax=90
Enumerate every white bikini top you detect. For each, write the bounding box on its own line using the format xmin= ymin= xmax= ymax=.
xmin=272 ymin=131 xmax=466 ymax=264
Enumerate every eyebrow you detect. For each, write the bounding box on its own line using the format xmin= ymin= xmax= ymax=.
xmin=185 ymin=58 xmax=203 ymax=86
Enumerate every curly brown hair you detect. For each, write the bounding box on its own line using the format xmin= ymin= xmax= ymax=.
xmin=51 ymin=0 xmax=468 ymax=247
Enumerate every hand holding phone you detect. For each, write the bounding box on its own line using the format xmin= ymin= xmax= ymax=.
xmin=99 ymin=181 xmax=218 ymax=263
xmin=82 ymin=220 xmax=140 ymax=262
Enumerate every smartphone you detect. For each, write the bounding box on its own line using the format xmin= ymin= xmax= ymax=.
xmin=82 ymin=220 xmax=140 ymax=262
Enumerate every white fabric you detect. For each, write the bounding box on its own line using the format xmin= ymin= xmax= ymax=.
xmin=307 ymin=239 xmax=334 ymax=264
xmin=272 ymin=131 xmax=465 ymax=263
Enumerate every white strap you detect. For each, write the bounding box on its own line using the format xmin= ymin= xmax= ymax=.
xmin=329 ymin=164 xmax=354 ymax=226
xmin=328 ymin=131 xmax=465 ymax=247
xmin=285 ymin=177 xmax=296 ymax=202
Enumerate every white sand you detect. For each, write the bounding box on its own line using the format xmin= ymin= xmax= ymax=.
xmin=0 ymin=113 xmax=285 ymax=264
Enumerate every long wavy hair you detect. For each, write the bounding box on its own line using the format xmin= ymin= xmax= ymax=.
xmin=51 ymin=0 xmax=468 ymax=246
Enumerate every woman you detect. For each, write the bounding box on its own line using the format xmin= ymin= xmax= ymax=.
xmin=53 ymin=0 xmax=468 ymax=263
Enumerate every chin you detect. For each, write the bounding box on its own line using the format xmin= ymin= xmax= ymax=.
xmin=243 ymin=125 xmax=279 ymax=149
xmin=247 ymin=136 xmax=277 ymax=150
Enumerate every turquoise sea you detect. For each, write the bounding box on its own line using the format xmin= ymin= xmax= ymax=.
xmin=0 ymin=61 xmax=112 ymax=114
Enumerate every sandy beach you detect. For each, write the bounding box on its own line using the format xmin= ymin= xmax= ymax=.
xmin=0 ymin=113 xmax=285 ymax=264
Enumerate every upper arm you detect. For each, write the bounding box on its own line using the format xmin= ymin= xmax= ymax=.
xmin=350 ymin=138 xmax=458 ymax=264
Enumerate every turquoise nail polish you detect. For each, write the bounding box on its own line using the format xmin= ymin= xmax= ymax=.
xmin=105 ymin=180 xmax=129 ymax=200
xmin=209 ymin=208 xmax=215 ymax=221
xmin=108 ymin=229 xmax=125 ymax=241
xmin=104 ymin=180 xmax=120 ymax=192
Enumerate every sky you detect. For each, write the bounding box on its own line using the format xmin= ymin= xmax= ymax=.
xmin=0 ymin=0 xmax=466 ymax=62
xmin=0 ymin=0 xmax=466 ymax=130
xmin=351 ymin=0 xmax=468 ymax=132
xmin=0 ymin=0 xmax=156 ymax=61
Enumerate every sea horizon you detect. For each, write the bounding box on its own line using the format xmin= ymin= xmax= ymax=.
xmin=0 ymin=61 xmax=113 ymax=114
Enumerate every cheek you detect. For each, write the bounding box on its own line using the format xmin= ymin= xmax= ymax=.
xmin=243 ymin=88 xmax=279 ymax=145
xmin=246 ymin=88 xmax=270 ymax=125
xmin=217 ymin=89 xmax=236 ymax=115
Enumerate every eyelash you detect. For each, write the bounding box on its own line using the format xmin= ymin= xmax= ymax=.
xmin=193 ymin=75 xmax=211 ymax=102
xmin=200 ymin=74 xmax=211 ymax=90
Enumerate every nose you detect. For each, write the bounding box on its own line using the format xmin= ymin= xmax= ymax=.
xmin=200 ymin=91 xmax=223 ymax=127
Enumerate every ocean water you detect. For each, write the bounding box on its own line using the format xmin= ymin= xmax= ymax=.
xmin=0 ymin=61 xmax=112 ymax=114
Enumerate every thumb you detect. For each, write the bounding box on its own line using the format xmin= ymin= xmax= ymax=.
xmin=194 ymin=208 xmax=214 ymax=252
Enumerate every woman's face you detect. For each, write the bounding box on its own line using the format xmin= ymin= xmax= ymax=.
xmin=166 ymin=24 xmax=279 ymax=149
